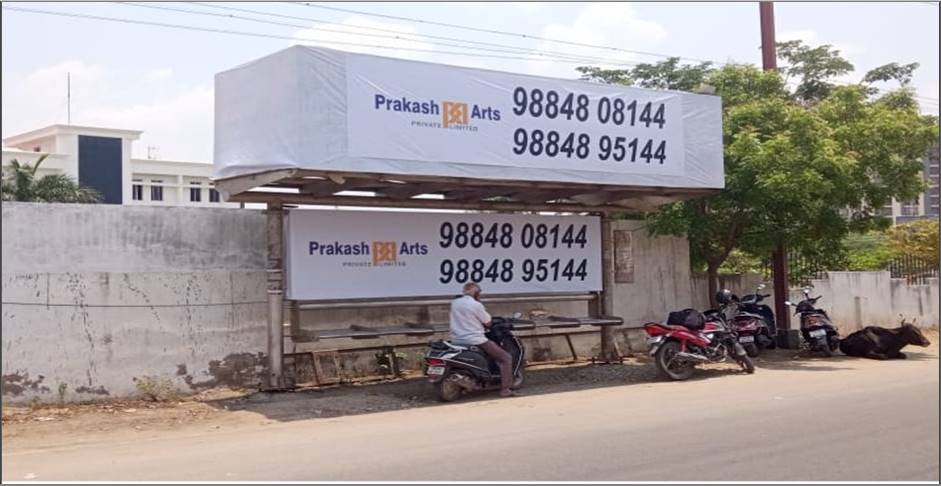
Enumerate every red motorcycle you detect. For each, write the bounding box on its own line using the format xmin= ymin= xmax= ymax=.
xmin=643 ymin=306 xmax=755 ymax=381
xmin=727 ymin=285 xmax=777 ymax=358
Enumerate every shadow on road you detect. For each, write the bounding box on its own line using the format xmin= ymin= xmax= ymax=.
xmin=889 ymin=350 xmax=939 ymax=362
xmin=202 ymin=348 xmax=868 ymax=423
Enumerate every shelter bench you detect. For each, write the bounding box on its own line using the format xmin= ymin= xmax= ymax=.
xmin=285 ymin=315 xmax=624 ymax=385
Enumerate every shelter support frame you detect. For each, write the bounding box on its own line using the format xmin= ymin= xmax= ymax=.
xmin=265 ymin=202 xmax=287 ymax=390
xmin=218 ymin=169 xmax=718 ymax=390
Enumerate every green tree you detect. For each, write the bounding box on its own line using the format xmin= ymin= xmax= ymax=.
xmin=577 ymin=57 xmax=714 ymax=92
xmin=578 ymin=42 xmax=939 ymax=304
xmin=717 ymin=249 xmax=765 ymax=275
xmin=1 ymin=155 xmax=101 ymax=203
xmin=842 ymin=232 xmax=893 ymax=271
xmin=776 ymin=40 xmax=854 ymax=104
xmin=576 ymin=66 xmax=633 ymax=85
xmin=885 ymin=219 xmax=940 ymax=267
xmin=861 ymin=62 xmax=919 ymax=87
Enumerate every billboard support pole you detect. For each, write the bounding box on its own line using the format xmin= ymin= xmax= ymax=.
xmin=598 ymin=216 xmax=621 ymax=363
xmin=265 ymin=202 xmax=286 ymax=390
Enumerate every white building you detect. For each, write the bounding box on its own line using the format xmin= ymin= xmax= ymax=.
xmin=2 ymin=124 xmax=237 ymax=208
xmin=875 ymin=143 xmax=940 ymax=225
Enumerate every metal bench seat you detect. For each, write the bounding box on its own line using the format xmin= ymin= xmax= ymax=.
xmin=303 ymin=315 xmax=623 ymax=342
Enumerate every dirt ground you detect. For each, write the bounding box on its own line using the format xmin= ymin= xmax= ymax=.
xmin=4 ymin=330 xmax=937 ymax=446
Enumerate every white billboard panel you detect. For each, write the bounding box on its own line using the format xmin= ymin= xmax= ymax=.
xmin=285 ymin=210 xmax=602 ymax=300
xmin=215 ymin=46 xmax=724 ymax=189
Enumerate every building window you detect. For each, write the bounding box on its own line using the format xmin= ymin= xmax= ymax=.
xmin=901 ymin=199 xmax=920 ymax=217
xmin=150 ymin=180 xmax=163 ymax=201
xmin=209 ymin=188 xmax=220 ymax=203
xmin=190 ymin=183 xmax=201 ymax=202
xmin=132 ymin=184 xmax=143 ymax=201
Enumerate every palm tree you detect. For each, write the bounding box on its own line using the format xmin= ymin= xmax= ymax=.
xmin=1 ymin=155 xmax=101 ymax=203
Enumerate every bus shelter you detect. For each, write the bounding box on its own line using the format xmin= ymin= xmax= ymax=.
xmin=212 ymin=46 xmax=724 ymax=389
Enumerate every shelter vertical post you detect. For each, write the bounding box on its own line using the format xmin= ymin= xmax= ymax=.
xmin=265 ymin=202 xmax=285 ymax=389
xmin=598 ymin=216 xmax=620 ymax=362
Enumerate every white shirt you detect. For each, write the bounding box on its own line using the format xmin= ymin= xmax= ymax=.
xmin=449 ymin=295 xmax=491 ymax=345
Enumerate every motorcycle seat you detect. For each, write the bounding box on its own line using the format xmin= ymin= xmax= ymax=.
xmin=735 ymin=312 xmax=765 ymax=320
xmin=666 ymin=308 xmax=706 ymax=331
xmin=662 ymin=323 xmax=706 ymax=334
xmin=430 ymin=340 xmax=469 ymax=351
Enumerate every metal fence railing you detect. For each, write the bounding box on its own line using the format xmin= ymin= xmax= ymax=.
xmin=760 ymin=251 xmax=938 ymax=286
xmin=760 ymin=250 xmax=829 ymax=286
xmin=886 ymin=254 xmax=939 ymax=284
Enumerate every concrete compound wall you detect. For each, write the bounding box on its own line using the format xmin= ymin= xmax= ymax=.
xmin=5 ymin=203 xmax=935 ymax=403
xmin=2 ymin=203 xmax=268 ymax=403
xmin=2 ymin=204 xmax=695 ymax=403
xmin=691 ymin=272 xmax=939 ymax=331
xmin=796 ymin=272 xmax=938 ymax=330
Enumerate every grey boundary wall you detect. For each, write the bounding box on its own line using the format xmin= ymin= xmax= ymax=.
xmin=4 ymin=203 xmax=932 ymax=403
xmin=691 ymin=272 xmax=938 ymax=331
xmin=2 ymin=202 xmax=268 ymax=403
xmin=2 ymin=204 xmax=694 ymax=403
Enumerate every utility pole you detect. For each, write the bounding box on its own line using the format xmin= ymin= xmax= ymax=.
xmin=759 ymin=3 xmax=777 ymax=71
xmin=759 ymin=1 xmax=794 ymax=347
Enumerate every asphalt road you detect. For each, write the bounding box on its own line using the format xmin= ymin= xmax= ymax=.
xmin=3 ymin=351 xmax=938 ymax=481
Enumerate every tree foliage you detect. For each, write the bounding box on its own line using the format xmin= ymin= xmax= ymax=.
xmin=861 ymin=62 xmax=919 ymax=87
xmin=843 ymin=234 xmax=896 ymax=271
xmin=577 ymin=41 xmax=939 ymax=302
xmin=776 ymin=40 xmax=854 ymax=104
xmin=885 ymin=219 xmax=940 ymax=267
xmin=577 ymin=57 xmax=714 ymax=92
xmin=575 ymin=66 xmax=633 ymax=86
xmin=1 ymin=155 xmax=101 ymax=203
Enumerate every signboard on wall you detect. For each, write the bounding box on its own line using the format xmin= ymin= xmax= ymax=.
xmin=285 ymin=210 xmax=602 ymax=300
xmin=214 ymin=46 xmax=724 ymax=190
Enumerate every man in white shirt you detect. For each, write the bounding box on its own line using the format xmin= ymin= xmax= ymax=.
xmin=449 ymin=282 xmax=514 ymax=397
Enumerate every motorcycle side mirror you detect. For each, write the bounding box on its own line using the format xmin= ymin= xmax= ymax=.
xmin=512 ymin=312 xmax=523 ymax=319
xmin=802 ymin=288 xmax=811 ymax=295
xmin=784 ymin=300 xmax=793 ymax=306
xmin=757 ymin=283 xmax=767 ymax=290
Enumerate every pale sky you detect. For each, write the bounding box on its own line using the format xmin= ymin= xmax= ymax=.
xmin=3 ymin=1 xmax=939 ymax=162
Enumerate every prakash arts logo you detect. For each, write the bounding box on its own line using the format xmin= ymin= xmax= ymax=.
xmin=308 ymin=240 xmax=428 ymax=268
xmin=373 ymin=94 xmax=501 ymax=132
xmin=371 ymin=241 xmax=397 ymax=265
xmin=442 ymin=101 xmax=468 ymax=128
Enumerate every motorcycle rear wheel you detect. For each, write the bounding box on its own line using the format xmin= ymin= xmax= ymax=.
xmin=435 ymin=373 xmax=464 ymax=402
xmin=736 ymin=354 xmax=756 ymax=374
xmin=744 ymin=343 xmax=759 ymax=358
xmin=511 ymin=368 xmax=525 ymax=389
xmin=655 ymin=340 xmax=695 ymax=381
xmin=762 ymin=330 xmax=777 ymax=350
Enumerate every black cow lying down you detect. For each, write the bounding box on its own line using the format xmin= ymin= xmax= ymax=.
xmin=839 ymin=324 xmax=931 ymax=360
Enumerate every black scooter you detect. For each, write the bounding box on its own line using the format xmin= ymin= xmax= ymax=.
xmin=730 ymin=283 xmax=777 ymax=357
xmin=423 ymin=316 xmax=525 ymax=402
xmin=785 ymin=287 xmax=840 ymax=356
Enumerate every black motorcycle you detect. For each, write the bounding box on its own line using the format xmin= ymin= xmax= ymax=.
xmin=785 ymin=287 xmax=840 ymax=356
xmin=730 ymin=283 xmax=777 ymax=357
xmin=423 ymin=316 xmax=525 ymax=402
